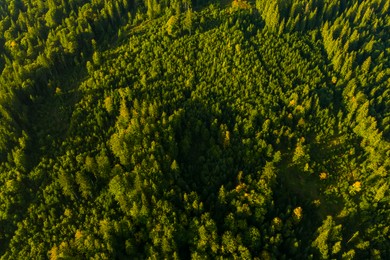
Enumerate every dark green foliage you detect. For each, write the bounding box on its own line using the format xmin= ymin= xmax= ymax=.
xmin=0 ymin=0 xmax=389 ymax=259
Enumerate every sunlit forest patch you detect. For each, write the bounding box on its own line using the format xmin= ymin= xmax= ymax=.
xmin=0 ymin=0 xmax=389 ymax=258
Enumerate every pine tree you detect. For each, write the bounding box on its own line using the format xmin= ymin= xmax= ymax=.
xmin=184 ymin=8 xmax=193 ymax=35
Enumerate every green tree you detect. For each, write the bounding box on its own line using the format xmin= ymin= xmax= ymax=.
xmin=312 ymin=216 xmax=343 ymax=259
xmin=184 ymin=8 xmax=193 ymax=35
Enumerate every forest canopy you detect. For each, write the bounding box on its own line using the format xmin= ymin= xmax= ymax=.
xmin=0 ymin=0 xmax=389 ymax=258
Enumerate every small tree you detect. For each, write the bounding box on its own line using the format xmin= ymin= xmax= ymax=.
xmin=184 ymin=8 xmax=193 ymax=35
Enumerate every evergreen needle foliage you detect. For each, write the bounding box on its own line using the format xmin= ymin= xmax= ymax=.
xmin=0 ymin=0 xmax=389 ymax=258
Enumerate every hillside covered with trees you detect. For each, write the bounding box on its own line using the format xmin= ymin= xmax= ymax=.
xmin=0 ymin=0 xmax=389 ymax=258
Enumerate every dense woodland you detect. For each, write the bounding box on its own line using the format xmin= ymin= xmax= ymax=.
xmin=0 ymin=0 xmax=389 ymax=258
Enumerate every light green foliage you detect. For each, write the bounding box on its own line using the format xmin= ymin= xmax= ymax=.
xmin=312 ymin=216 xmax=342 ymax=259
xmin=166 ymin=15 xmax=178 ymax=36
xmin=0 ymin=0 xmax=389 ymax=259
